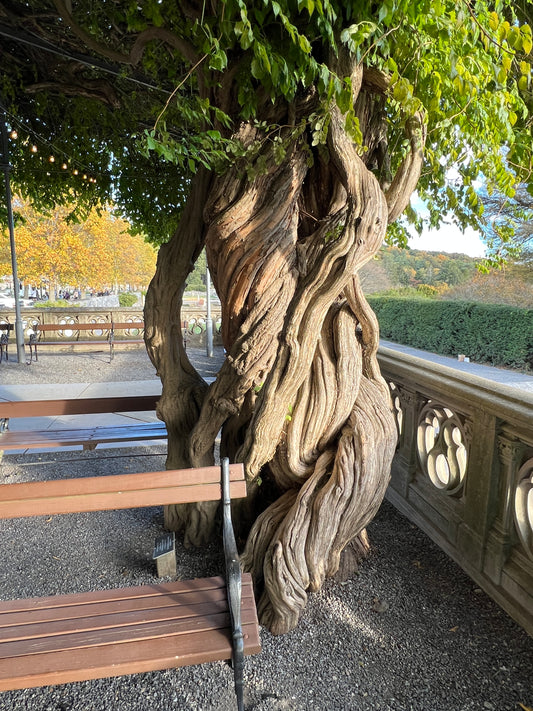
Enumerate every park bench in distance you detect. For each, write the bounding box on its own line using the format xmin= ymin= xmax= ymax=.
xmin=0 ymin=323 xmax=13 ymax=362
xmin=0 ymin=394 xmax=166 ymax=452
xmin=28 ymin=320 xmax=145 ymax=362
xmin=0 ymin=459 xmax=260 ymax=710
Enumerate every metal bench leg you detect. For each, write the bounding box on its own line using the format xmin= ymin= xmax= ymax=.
xmin=221 ymin=457 xmax=245 ymax=711
xmin=0 ymin=334 xmax=7 ymax=363
xmin=28 ymin=334 xmax=38 ymax=362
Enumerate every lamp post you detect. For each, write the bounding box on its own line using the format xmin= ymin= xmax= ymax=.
xmin=0 ymin=105 xmax=25 ymax=363
xmin=206 ymin=267 xmax=213 ymax=358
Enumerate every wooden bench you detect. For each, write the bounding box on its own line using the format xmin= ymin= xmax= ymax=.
xmin=28 ymin=321 xmax=145 ymax=362
xmin=0 ymin=459 xmax=260 ymax=709
xmin=0 ymin=323 xmax=13 ymax=363
xmin=0 ymin=394 xmax=166 ymax=452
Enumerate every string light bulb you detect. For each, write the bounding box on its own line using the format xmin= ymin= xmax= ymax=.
xmin=4 ymin=120 xmax=98 ymax=186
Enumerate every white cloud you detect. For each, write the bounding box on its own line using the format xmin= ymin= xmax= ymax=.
xmin=408 ymin=224 xmax=486 ymax=258
xmin=408 ymin=191 xmax=487 ymax=258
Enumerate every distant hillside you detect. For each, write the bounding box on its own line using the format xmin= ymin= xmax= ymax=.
xmin=361 ymin=246 xmax=532 ymax=309
xmin=360 ymin=246 xmax=477 ymax=293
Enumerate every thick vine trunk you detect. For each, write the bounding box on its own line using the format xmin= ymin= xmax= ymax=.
xmin=145 ymin=54 xmax=425 ymax=634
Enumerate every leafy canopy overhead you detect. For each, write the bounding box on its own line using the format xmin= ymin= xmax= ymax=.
xmin=0 ymin=0 xmax=531 ymax=247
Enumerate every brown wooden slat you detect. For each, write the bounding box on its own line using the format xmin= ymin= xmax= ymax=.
xmin=0 ymin=576 xmax=261 ymax=691
xmin=0 ymin=585 xmax=234 ymax=629
xmin=0 ymin=597 xmax=257 ymax=657
xmin=0 ymin=579 xmax=256 ymax=632
xmin=36 ymin=341 xmax=109 ymax=346
xmin=35 ymin=324 xmax=112 ymax=332
xmin=0 ymin=576 xmax=229 ymax=615
xmin=1 ymin=603 xmax=222 ymax=654
xmin=0 ymin=395 xmax=160 ymax=418
xmin=0 ymin=464 xmax=246 ymax=518
xmin=0 ymin=606 xmax=258 ymax=658
xmin=0 ymin=581 xmax=256 ymax=640
xmin=0 ymin=621 xmax=261 ymax=691
xmin=0 ymin=423 xmax=167 ymax=450
xmin=111 ymin=322 xmax=144 ymax=330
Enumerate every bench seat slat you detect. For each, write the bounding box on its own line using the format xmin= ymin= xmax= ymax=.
xmin=35 ymin=341 xmax=109 ymax=347
xmin=0 ymin=465 xmax=247 ymax=518
xmin=1 ymin=602 xmax=258 ymax=658
xmin=0 ymin=575 xmax=261 ymax=691
xmin=0 ymin=423 xmax=167 ymax=450
xmin=0 ymin=576 xmax=229 ymax=615
xmin=34 ymin=324 xmax=110 ymax=331
xmin=0 ymin=585 xmax=233 ymax=628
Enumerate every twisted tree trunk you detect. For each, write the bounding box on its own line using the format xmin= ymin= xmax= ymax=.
xmin=145 ymin=54 xmax=425 ymax=634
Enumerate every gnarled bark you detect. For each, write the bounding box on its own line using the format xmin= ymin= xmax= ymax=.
xmin=145 ymin=51 xmax=425 ymax=634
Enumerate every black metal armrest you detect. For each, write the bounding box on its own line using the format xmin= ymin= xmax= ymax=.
xmin=221 ymin=457 xmax=245 ymax=711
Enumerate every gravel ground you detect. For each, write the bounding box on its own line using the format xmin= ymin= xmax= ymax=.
xmin=0 ymin=348 xmax=532 ymax=711
xmin=0 ymin=346 xmax=221 ymax=385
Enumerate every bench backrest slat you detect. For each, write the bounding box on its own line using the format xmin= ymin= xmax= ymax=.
xmin=35 ymin=323 xmax=112 ymax=331
xmin=0 ymin=464 xmax=246 ymax=519
xmin=111 ymin=322 xmax=144 ymax=330
xmin=0 ymin=395 xmax=160 ymax=419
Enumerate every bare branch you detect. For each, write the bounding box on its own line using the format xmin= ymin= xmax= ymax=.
xmin=25 ymin=80 xmax=120 ymax=108
xmin=52 ymin=0 xmax=200 ymax=67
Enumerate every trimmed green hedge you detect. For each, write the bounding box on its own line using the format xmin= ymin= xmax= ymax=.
xmin=368 ymin=297 xmax=533 ymax=370
xmin=118 ymin=292 xmax=138 ymax=307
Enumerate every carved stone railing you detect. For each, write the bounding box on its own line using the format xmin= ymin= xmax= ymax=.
xmin=0 ymin=307 xmax=223 ymax=347
xmin=378 ymin=346 xmax=533 ymax=637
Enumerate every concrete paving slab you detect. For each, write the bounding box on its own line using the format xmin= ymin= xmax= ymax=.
xmin=78 ymin=381 xmax=162 ymax=398
xmin=0 ymin=382 xmax=90 ymax=401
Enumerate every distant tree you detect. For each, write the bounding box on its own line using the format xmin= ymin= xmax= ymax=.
xmin=379 ymin=247 xmax=476 ymax=288
xmin=479 ymin=183 xmax=533 ymax=266
xmin=185 ymin=250 xmax=207 ymax=292
xmin=358 ymin=257 xmax=394 ymax=294
xmin=0 ymin=199 xmax=157 ymax=293
xmin=443 ymin=270 xmax=533 ymax=307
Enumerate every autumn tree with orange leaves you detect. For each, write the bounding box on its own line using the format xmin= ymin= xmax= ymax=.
xmin=0 ymin=199 xmax=157 ymax=295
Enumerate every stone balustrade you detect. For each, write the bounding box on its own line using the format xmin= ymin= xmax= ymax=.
xmin=378 ymin=346 xmax=533 ymax=637
xmin=0 ymin=307 xmax=223 ymax=346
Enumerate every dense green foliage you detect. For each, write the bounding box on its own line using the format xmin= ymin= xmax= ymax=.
xmin=32 ymin=299 xmax=70 ymax=308
xmin=0 ymin=1 xmax=532 ymax=250
xmin=362 ymin=245 xmax=533 ymax=306
xmin=369 ymin=296 xmax=533 ymax=368
xmin=479 ymin=182 xmax=533 ymax=264
xmin=118 ymin=292 xmax=139 ymax=307
xmin=185 ymin=250 xmax=208 ymax=292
